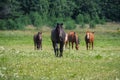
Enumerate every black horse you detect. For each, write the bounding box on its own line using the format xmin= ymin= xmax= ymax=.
xmin=51 ymin=23 xmax=66 ymax=57
xmin=33 ymin=32 xmax=42 ymax=50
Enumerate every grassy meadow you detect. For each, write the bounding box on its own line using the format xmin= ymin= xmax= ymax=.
xmin=0 ymin=23 xmax=120 ymax=80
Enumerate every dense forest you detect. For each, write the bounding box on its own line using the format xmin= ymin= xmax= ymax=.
xmin=0 ymin=0 xmax=120 ymax=30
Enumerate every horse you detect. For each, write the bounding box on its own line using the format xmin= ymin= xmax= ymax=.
xmin=85 ymin=31 xmax=94 ymax=50
xmin=68 ymin=31 xmax=79 ymax=50
xmin=33 ymin=32 xmax=42 ymax=50
xmin=51 ymin=23 xmax=66 ymax=57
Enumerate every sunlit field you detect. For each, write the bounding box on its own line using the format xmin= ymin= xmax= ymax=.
xmin=0 ymin=23 xmax=120 ymax=80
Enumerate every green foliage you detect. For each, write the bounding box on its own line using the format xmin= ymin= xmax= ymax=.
xmin=22 ymin=15 xmax=31 ymax=26
xmin=65 ymin=18 xmax=76 ymax=30
xmin=0 ymin=17 xmax=29 ymax=30
xmin=14 ymin=17 xmax=25 ymax=30
xmin=49 ymin=0 xmax=76 ymax=18
xmin=95 ymin=54 xmax=102 ymax=59
xmin=89 ymin=20 xmax=96 ymax=28
xmin=29 ymin=12 xmax=43 ymax=27
xmin=93 ymin=15 xmax=100 ymax=24
xmin=7 ymin=19 xmax=17 ymax=30
xmin=0 ymin=0 xmax=119 ymax=30
xmin=99 ymin=17 xmax=106 ymax=25
xmin=76 ymin=14 xmax=84 ymax=24
xmin=83 ymin=14 xmax=91 ymax=23
xmin=47 ymin=17 xmax=65 ymax=28
xmin=0 ymin=20 xmax=7 ymax=30
xmin=80 ymin=22 xmax=85 ymax=28
xmin=7 ymin=18 xmax=25 ymax=30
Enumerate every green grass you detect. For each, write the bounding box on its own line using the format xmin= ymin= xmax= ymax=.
xmin=0 ymin=23 xmax=120 ymax=80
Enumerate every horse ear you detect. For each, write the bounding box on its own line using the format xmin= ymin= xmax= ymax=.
xmin=38 ymin=32 xmax=40 ymax=34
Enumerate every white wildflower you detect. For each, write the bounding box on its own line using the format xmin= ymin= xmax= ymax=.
xmin=0 ymin=71 xmax=4 ymax=77
xmin=16 ymin=50 xmax=20 ymax=54
xmin=0 ymin=46 xmax=5 ymax=50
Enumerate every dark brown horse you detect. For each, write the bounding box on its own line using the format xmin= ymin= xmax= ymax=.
xmin=85 ymin=31 xmax=94 ymax=50
xmin=51 ymin=23 xmax=66 ymax=57
xmin=68 ymin=31 xmax=79 ymax=50
xmin=33 ymin=32 xmax=42 ymax=50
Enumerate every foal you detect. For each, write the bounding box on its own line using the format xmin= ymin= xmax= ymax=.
xmin=85 ymin=31 xmax=94 ymax=50
xmin=33 ymin=32 xmax=42 ymax=50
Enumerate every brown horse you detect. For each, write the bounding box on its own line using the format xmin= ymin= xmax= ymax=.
xmin=68 ymin=31 xmax=79 ymax=50
xmin=33 ymin=32 xmax=42 ymax=50
xmin=85 ymin=31 xmax=94 ymax=50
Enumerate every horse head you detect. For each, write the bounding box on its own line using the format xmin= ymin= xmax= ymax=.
xmin=55 ymin=23 xmax=63 ymax=41
xmin=86 ymin=31 xmax=90 ymax=39
xmin=37 ymin=32 xmax=42 ymax=40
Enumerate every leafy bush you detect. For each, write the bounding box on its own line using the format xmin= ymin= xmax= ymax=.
xmin=99 ymin=17 xmax=106 ymax=25
xmin=14 ymin=17 xmax=25 ymax=30
xmin=0 ymin=18 xmax=25 ymax=30
xmin=0 ymin=20 xmax=7 ymax=30
xmin=89 ymin=20 xmax=96 ymax=28
xmin=80 ymin=22 xmax=85 ymax=28
xmin=94 ymin=15 xmax=100 ymax=24
xmin=29 ymin=12 xmax=43 ymax=28
xmin=65 ymin=18 xmax=76 ymax=30
xmin=22 ymin=15 xmax=31 ymax=26
xmin=84 ymin=14 xmax=91 ymax=23
xmin=7 ymin=19 xmax=17 ymax=30
xmin=42 ymin=14 xmax=49 ymax=25
xmin=47 ymin=17 xmax=65 ymax=28
xmin=76 ymin=14 xmax=84 ymax=24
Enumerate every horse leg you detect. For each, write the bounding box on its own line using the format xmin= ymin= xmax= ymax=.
xmin=86 ymin=42 xmax=88 ymax=50
xmin=69 ymin=41 xmax=70 ymax=49
xmin=60 ymin=42 xmax=64 ymax=57
xmin=55 ymin=43 xmax=59 ymax=57
xmin=64 ymin=41 xmax=67 ymax=50
xmin=40 ymin=41 xmax=42 ymax=50
xmin=89 ymin=43 xmax=91 ymax=50
xmin=72 ymin=42 xmax=74 ymax=49
xmin=75 ymin=43 xmax=78 ymax=50
xmin=52 ymin=41 xmax=57 ymax=56
xmin=92 ymin=42 xmax=94 ymax=50
xmin=37 ymin=43 xmax=40 ymax=50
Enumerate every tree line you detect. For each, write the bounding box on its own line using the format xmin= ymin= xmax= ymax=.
xmin=0 ymin=0 xmax=120 ymax=30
